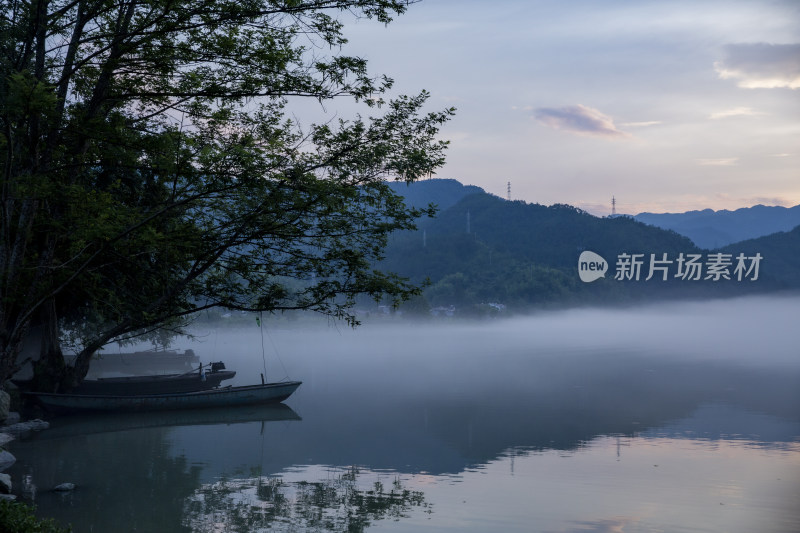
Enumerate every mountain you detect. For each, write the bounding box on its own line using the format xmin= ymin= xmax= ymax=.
xmin=378 ymin=179 xmax=799 ymax=313
xmin=719 ymin=225 xmax=800 ymax=289
xmin=404 ymin=192 xmax=696 ymax=272
xmin=386 ymin=178 xmax=485 ymax=211
xmin=634 ymin=205 xmax=800 ymax=249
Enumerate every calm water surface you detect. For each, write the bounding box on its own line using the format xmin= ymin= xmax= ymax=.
xmin=7 ymin=296 xmax=800 ymax=532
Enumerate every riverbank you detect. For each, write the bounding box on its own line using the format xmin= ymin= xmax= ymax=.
xmin=0 ymin=390 xmax=72 ymax=532
xmin=0 ymin=390 xmax=52 ymax=501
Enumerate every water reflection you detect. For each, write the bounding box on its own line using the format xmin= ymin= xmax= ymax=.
xmin=6 ymin=298 xmax=800 ymax=532
xmin=413 ymin=436 xmax=800 ymax=533
xmin=10 ymin=404 xmax=301 ymax=532
xmin=184 ymin=467 xmax=429 ymax=532
xmin=38 ymin=403 xmax=300 ymax=440
xmin=17 ymin=422 xmax=201 ymax=532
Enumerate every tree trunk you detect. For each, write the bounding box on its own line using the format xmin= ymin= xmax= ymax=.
xmin=0 ymin=342 xmax=23 ymax=387
xmin=70 ymin=344 xmax=97 ymax=387
xmin=31 ymin=299 xmax=68 ymax=392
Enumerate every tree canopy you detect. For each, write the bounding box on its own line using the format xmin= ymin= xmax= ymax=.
xmin=0 ymin=0 xmax=453 ymax=388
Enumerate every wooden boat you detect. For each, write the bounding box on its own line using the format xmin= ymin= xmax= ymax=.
xmin=25 ymin=381 xmax=302 ymax=414
xmin=71 ymin=368 xmax=236 ymax=396
xmin=13 ymin=362 xmax=235 ymax=396
xmin=87 ymin=348 xmax=201 ymax=373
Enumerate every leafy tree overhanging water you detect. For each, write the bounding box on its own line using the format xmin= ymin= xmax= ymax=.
xmin=0 ymin=0 xmax=453 ymax=390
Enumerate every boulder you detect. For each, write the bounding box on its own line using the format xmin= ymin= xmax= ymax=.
xmin=3 ymin=412 xmax=20 ymax=425
xmin=54 ymin=483 xmax=75 ymax=492
xmin=0 ymin=450 xmax=14 ymax=472
xmin=0 ymin=494 xmax=16 ymax=501
xmin=0 ymin=473 xmax=10 ymax=494
xmin=0 ymin=391 xmax=9 ymax=422
xmin=0 ymin=433 xmax=12 ymax=446
xmin=3 ymin=419 xmax=49 ymax=435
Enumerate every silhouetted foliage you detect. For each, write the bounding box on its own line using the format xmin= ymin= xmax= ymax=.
xmin=0 ymin=0 xmax=453 ymax=388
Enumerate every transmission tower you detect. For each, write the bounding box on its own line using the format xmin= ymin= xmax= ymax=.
xmin=612 ymin=196 xmax=617 ymax=216
xmin=507 ymin=181 xmax=511 ymax=201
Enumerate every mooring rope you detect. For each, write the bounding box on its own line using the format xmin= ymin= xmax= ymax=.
xmin=264 ymin=325 xmax=290 ymax=382
xmin=256 ymin=312 xmax=290 ymax=382
xmin=257 ymin=312 xmax=268 ymax=382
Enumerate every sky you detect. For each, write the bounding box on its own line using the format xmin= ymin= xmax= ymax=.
xmin=320 ymin=0 xmax=800 ymax=216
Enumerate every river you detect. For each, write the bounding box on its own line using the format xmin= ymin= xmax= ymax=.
xmin=6 ymin=295 xmax=800 ymax=532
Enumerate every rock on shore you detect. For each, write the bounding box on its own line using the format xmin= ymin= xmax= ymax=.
xmin=1 ymin=413 xmax=51 ymax=473
xmin=0 ymin=451 xmax=14 ymax=472
xmin=0 ymin=391 xmax=9 ymax=422
xmin=2 ymin=419 xmax=49 ymax=435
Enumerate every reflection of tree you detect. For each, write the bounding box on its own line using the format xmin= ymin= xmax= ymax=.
xmin=184 ymin=466 xmax=430 ymax=532
xmin=13 ymin=427 xmax=200 ymax=532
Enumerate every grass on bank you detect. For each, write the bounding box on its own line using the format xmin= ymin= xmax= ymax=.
xmin=0 ymin=500 xmax=71 ymax=533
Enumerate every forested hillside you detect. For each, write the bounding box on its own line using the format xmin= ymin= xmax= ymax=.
xmin=380 ymin=180 xmax=797 ymax=314
xmin=720 ymin=226 xmax=800 ymax=289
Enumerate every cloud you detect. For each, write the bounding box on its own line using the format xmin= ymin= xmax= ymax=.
xmin=534 ymin=104 xmax=630 ymax=139
xmin=715 ymin=43 xmax=800 ymax=89
xmin=697 ymin=158 xmax=739 ymax=166
xmin=748 ymin=196 xmax=794 ymax=207
xmin=715 ymin=193 xmax=797 ymax=207
xmin=709 ymin=106 xmax=764 ymax=119
xmin=620 ymin=121 xmax=662 ymax=127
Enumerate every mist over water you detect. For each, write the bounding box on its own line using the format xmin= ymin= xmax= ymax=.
xmin=9 ymin=294 xmax=800 ymax=532
xmin=172 ymin=294 xmax=799 ymax=476
xmin=172 ymin=294 xmax=800 ymax=405
xmin=186 ymin=293 xmax=799 ymax=368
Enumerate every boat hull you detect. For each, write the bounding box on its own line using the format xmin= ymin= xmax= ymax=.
xmin=25 ymin=381 xmax=302 ymax=414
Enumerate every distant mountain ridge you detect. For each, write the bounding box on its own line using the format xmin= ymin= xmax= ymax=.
xmin=386 ymin=178 xmax=485 ymax=211
xmin=634 ymin=205 xmax=800 ymax=249
xmin=379 ymin=179 xmax=798 ymax=311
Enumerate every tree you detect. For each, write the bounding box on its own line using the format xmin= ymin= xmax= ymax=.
xmin=0 ymin=0 xmax=454 ymax=390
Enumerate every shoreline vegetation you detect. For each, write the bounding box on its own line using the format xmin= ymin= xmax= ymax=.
xmin=0 ymin=500 xmax=71 ymax=533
